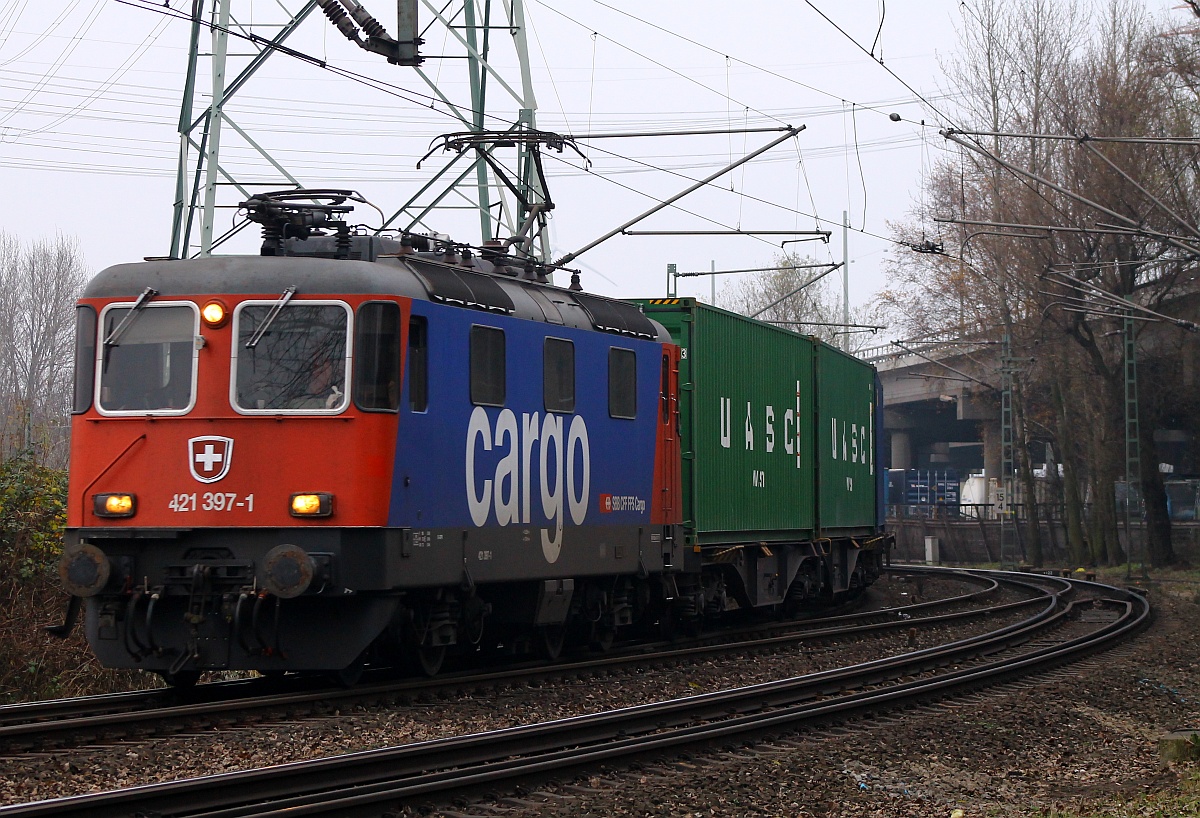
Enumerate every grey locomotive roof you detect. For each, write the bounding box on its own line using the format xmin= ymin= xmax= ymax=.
xmin=84 ymin=253 xmax=671 ymax=344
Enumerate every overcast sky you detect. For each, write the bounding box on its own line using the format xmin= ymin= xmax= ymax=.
xmin=0 ymin=0 xmax=1187 ymax=316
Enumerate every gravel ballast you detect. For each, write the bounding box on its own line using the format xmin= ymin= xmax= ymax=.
xmin=2 ymin=570 xmax=1197 ymax=816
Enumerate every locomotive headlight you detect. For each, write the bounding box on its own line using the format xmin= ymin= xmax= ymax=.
xmin=290 ymin=492 xmax=333 ymax=517
xmin=201 ymin=299 xmax=229 ymax=328
xmin=93 ymin=493 xmax=136 ymax=518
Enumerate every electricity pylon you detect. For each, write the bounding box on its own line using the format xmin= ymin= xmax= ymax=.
xmin=171 ymin=0 xmax=554 ymax=263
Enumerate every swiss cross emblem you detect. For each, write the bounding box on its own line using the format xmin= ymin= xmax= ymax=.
xmin=188 ymin=436 xmax=234 ymax=484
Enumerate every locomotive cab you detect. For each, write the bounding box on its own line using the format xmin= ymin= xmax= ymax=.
xmin=60 ymin=203 xmax=686 ymax=683
xmin=64 ymin=274 xmax=415 ymax=682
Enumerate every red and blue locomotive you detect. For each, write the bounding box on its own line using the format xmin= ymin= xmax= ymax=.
xmin=58 ymin=191 xmax=889 ymax=684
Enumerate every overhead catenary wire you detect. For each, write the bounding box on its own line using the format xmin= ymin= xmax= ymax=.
xmin=939 ymin=0 xmax=1200 ymax=272
xmin=555 ymin=133 xmax=900 ymax=244
xmin=110 ymin=2 xmax=914 ymax=216
xmin=801 ymin=0 xmax=955 ymax=127
xmin=0 ymin=0 xmax=75 ymax=68
xmin=748 ymin=262 xmax=842 ymax=318
xmin=532 ymin=2 xmax=788 ymax=127
xmin=942 ymin=130 xmax=1200 ymax=259
xmin=554 ymin=125 xmax=805 ymax=265
xmin=943 ymin=128 xmax=1200 ymax=146
xmin=16 ymin=1 xmax=177 ymax=139
xmin=578 ymin=0 xmax=922 ymax=125
xmin=675 ymin=262 xmax=836 ymax=278
xmin=942 ymin=127 xmax=1200 ymax=247
xmin=0 ymin=0 xmax=33 ymax=57
xmin=31 ymin=0 xmax=944 ymax=280
xmin=114 ymin=0 xmax=833 ymax=250
xmin=0 ymin=0 xmax=106 ymax=129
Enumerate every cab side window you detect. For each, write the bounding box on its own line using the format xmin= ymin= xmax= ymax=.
xmin=544 ymin=338 xmax=575 ymax=413
xmin=470 ymin=325 xmax=505 ymax=406
xmin=73 ymin=306 xmax=97 ymax=414
xmin=609 ymin=347 xmax=636 ymax=419
xmin=354 ymin=301 xmax=401 ymax=412
xmin=408 ymin=316 xmax=428 ymax=412
xmin=99 ymin=304 xmax=197 ymax=414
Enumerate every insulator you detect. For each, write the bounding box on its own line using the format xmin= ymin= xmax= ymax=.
xmin=316 ymin=0 xmax=363 ymax=43
xmin=339 ymin=0 xmax=391 ymax=40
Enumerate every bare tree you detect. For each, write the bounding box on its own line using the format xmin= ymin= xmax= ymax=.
xmin=885 ymin=0 xmax=1200 ymax=566
xmin=0 ymin=233 xmax=88 ymax=468
xmin=719 ymin=253 xmax=888 ymax=353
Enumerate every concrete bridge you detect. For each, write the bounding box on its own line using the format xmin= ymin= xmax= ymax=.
xmin=860 ymin=337 xmax=1007 ymax=478
xmin=861 ymin=290 xmax=1200 ymax=483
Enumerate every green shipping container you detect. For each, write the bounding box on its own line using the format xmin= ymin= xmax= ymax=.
xmin=813 ymin=340 xmax=878 ymax=533
xmin=638 ymin=299 xmax=879 ymax=545
xmin=638 ymin=299 xmax=816 ymax=546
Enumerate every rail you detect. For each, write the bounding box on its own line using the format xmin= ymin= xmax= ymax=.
xmin=0 ymin=569 xmax=1146 ymax=818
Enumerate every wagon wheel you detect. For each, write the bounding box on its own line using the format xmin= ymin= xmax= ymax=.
xmin=655 ymin=605 xmax=678 ymax=642
xmin=538 ymin=623 xmax=567 ymax=661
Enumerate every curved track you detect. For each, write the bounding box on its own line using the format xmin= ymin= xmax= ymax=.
xmin=0 ymin=568 xmax=1013 ymax=752
xmin=0 ymin=569 xmax=1148 ymax=818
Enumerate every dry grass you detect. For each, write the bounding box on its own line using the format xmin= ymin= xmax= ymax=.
xmin=0 ymin=453 xmax=156 ymax=703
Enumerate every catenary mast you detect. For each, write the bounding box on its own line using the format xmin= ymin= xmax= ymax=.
xmin=170 ymin=1 xmax=553 ymax=268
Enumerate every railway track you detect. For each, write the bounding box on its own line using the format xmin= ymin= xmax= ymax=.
xmin=0 ymin=568 xmax=1019 ymax=753
xmin=0 ymin=568 xmax=1146 ymax=818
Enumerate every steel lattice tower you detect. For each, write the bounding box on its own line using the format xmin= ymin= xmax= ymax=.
xmin=171 ymin=0 xmax=553 ymax=264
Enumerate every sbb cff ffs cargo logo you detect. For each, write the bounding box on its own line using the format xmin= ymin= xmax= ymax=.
xmin=599 ymin=494 xmax=646 ymax=513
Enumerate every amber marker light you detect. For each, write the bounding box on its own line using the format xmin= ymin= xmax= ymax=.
xmin=289 ymin=492 xmax=333 ymax=517
xmin=93 ymin=493 xmax=136 ymax=518
xmin=201 ymin=299 xmax=229 ymax=328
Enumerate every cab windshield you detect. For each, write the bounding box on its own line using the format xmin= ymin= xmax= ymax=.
xmin=98 ymin=304 xmax=197 ymax=413
xmin=234 ymin=303 xmax=349 ymax=412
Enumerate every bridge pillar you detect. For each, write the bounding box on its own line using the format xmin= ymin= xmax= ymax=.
xmin=891 ymin=430 xmax=912 ymax=470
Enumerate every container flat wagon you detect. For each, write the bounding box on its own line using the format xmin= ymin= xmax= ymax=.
xmin=638 ymin=299 xmax=888 ymax=612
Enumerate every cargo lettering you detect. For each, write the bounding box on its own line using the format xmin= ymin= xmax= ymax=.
xmin=721 ymin=394 xmax=798 ymax=464
xmin=830 ymin=417 xmax=870 ymax=464
xmin=466 ymin=407 xmax=590 ymax=563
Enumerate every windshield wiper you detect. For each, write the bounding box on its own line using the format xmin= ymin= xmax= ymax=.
xmin=245 ymin=286 xmax=297 ymax=349
xmin=103 ymin=287 xmax=159 ymax=346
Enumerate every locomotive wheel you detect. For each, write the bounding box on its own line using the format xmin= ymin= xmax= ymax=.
xmin=590 ymin=626 xmax=615 ymax=652
xmin=329 ymin=659 xmax=364 ymax=687
xmin=415 ymin=644 xmax=445 ymax=677
xmin=538 ymin=623 xmax=567 ymax=661
xmin=161 ymin=669 xmax=201 ymax=688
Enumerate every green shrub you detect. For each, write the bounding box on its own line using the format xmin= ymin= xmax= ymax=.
xmin=0 ymin=451 xmax=153 ymax=702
